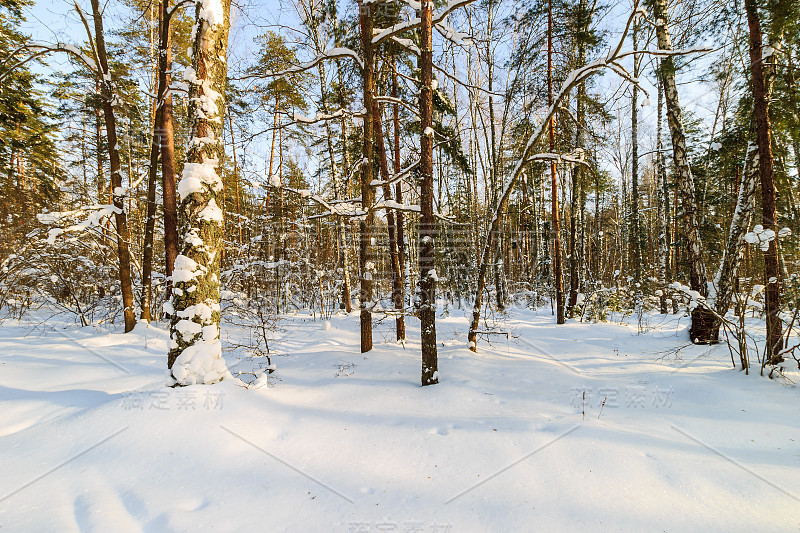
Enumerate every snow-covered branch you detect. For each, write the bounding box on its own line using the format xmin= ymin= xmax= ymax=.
xmin=372 ymin=0 xmax=475 ymax=45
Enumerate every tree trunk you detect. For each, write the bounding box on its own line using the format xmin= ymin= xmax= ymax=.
xmin=656 ymin=73 xmax=669 ymax=314
xmin=631 ymin=19 xmax=641 ymax=284
xmin=392 ymin=56 xmax=406 ymax=340
xmin=141 ymin=106 xmax=161 ymax=321
xmin=160 ymin=0 xmax=178 ymax=300
xmin=90 ymin=0 xmax=136 ymax=333
xmin=358 ymin=0 xmax=374 ymax=352
xmin=548 ymin=0 xmax=565 ymax=324
xmin=141 ymin=0 xmax=174 ymax=321
xmin=745 ymin=0 xmax=783 ymax=364
xmin=567 ymin=0 xmax=588 ymax=317
xmin=419 ymin=0 xmax=438 ymax=385
xmin=168 ymin=0 xmax=231 ymax=385
xmin=652 ymin=0 xmax=712 ymax=342
xmin=372 ymin=99 xmax=404 ymax=343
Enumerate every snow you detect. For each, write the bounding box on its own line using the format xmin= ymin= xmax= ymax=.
xmin=199 ymin=0 xmax=224 ymax=27
xmin=178 ymin=157 xmax=223 ymax=201
xmin=424 ymin=126 xmax=434 ymax=137
xmin=198 ymin=198 xmax=224 ymax=224
xmin=744 ymin=224 xmax=776 ymax=251
xmin=171 ymin=254 xmax=204 ymax=284
xmin=0 ymin=309 xmax=797 ymax=531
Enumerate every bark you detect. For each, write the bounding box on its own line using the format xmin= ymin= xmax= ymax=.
xmin=168 ymin=0 xmax=231 ymax=384
xmin=160 ymin=0 xmax=178 ymax=299
xmin=745 ymin=0 xmax=783 ymax=363
xmin=141 ymin=108 xmax=161 ymax=321
xmin=338 ymin=69 xmax=353 ymax=312
xmin=652 ymin=0 xmax=712 ymax=341
xmin=656 ymin=73 xmax=669 ymax=314
xmin=142 ymin=0 xmax=173 ymax=320
xmin=468 ymin=5 xmax=640 ymax=349
xmin=631 ymin=19 xmax=641 ymax=284
xmin=419 ymin=0 xmax=438 ymax=385
xmin=229 ymin=116 xmax=242 ymax=246
xmin=90 ymin=0 xmax=136 ymax=332
xmin=548 ymin=0 xmax=564 ymax=324
xmin=392 ymin=56 xmax=406 ymax=340
xmin=358 ymin=0 xmax=375 ymax=352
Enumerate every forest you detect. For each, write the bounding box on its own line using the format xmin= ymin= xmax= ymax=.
xmin=0 ymin=0 xmax=798 ymax=529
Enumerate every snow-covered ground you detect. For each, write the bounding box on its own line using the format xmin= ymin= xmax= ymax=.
xmin=0 ymin=308 xmax=798 ymax=532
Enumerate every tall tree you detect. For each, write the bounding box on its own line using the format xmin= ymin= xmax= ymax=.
xmin=745 ymin=0 xmax=783 ymax=364
xmin=168 ymin=0 xmax=232 ymax=384
xmin=358 ymin=0 xmax=375 ymax=353
xmin=656 ymin=74 xmax=670 ymax=314
xmin=630 ymin=18 xmax=642 ymax=284
xmin=89 ymin=0 xmax=137 ymax=332
xmin=548 ymin=0 xmax=565 ymax=324
xmin=419 ymin=0 xmax=438 ymax=386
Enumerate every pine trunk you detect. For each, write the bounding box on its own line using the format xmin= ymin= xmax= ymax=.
xmin=392 ymin=57 xmax=406 ymax=340
xmin=745 ymin=0 xmax=783 ymax=363
xmin=358 ymin=0 xmax=374 ymax=352
xmin=160 ymin=0 xmax=178 ymax=299
xmin=419 ymin=0 xmax=438 ymax=385
xmin=90 ymin=0 xmax=136 ymax=333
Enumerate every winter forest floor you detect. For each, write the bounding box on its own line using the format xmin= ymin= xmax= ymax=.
xmin=0 ymin=307 xmax=798 ymax=532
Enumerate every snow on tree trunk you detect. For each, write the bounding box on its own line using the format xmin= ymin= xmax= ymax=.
xmin=90 ymin=0 xmax=136 ymax=333
xmin=167 ymin=0 xmax=232 ymax=385
xmin=652 ymin=0 xmax=712 ymax=343
xmin=419 ymin=0 xmax=438 ymax=386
